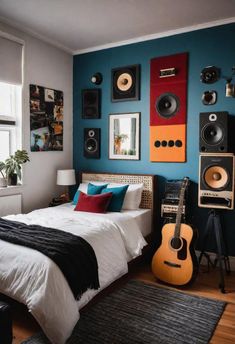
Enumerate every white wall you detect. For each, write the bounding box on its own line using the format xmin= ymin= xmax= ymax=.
xmin=0 ymin=22 xmax=73 ymax=213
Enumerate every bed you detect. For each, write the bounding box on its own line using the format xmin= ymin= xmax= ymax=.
xmin=0 ymin=172 xmax=156 ymax=344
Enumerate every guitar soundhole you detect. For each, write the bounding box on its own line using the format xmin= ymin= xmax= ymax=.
xmin=170 ymin=237 xmax=182 ymax=250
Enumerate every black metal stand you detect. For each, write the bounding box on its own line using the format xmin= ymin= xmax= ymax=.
xmin=198 ymin=209 xmax=230 ymax=293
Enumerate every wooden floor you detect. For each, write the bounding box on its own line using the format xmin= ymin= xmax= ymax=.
xmin=11 ymin=264 xmax=235 ymax=344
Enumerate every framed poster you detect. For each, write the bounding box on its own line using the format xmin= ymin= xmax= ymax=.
xmin=109 ymin=112 xmax=140 ymax=160
xmin=30 ymin=84 xmax=63 ymax=151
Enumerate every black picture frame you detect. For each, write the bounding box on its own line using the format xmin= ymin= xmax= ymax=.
xmin=111 ymin=64 xmax=140 ymax=102
xmin=29 ymin=84 xmax=63 ymax=152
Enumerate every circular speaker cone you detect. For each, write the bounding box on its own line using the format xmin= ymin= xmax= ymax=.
xmin=116 ymin=72 xmax=133 ymax=92
xmin=204 ymin=165 xmax=229 ymax=190
xmin=156 ymin=93 xmax=179 ymax=118
xmin=91 ymin=72 xmax=103 ymax=85
xmin=88 ymin=130 xmax=95 ymax=137
xmin=209 ymin=113 xmax=217 ymax=121
xmin=202 ymin=123 xmax=223 ymax=145
xmin=85 ymin=138 xmax=97 ymax=153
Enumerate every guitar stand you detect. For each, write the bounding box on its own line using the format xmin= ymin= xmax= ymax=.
xmin=198 ymin=209 xmax=230 ymax=294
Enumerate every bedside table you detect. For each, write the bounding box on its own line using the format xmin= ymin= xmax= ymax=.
xmin=48 ymin=197 xmax=70 ymax=207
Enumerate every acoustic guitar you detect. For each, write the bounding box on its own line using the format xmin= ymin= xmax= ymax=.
xmin=152 ymin=177 xmax=198 ymax=286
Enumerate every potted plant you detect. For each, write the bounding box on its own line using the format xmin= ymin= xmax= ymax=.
xmin=5 ymin=150 xmax=30 ymax=186
xmin=114 ymin=134 xmax=128 ymax=154
xmin=0 ymin=161 xmax=7 ymax=187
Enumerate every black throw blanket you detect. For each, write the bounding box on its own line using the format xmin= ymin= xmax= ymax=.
xmin=0 ymin=218 xmax=100 ymax=299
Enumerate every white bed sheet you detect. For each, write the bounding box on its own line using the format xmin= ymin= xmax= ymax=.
xmin=121 ymin=208 xmax=152 ymax=237
xmin=0 ymin=204 xmax=147 ymax=344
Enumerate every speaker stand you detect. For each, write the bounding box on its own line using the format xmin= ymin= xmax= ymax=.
xmin=198 ymin=209 xmax=230 ymax=293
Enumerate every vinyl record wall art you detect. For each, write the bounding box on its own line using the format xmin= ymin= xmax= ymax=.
xmin=30 ymin=84 xmax=63 ymax=151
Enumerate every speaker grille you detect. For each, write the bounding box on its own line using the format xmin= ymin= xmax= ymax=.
xmin=156 ymin=93 xmax=179 ymax=118
xmin=116 ymin=72 xmax=134 ymax=93
xmin=203 ymin=165 xmax=229 ymax=190
xmin=85 ymin=138 xmax=97 ymax=153
xmin=82 ymin=89 xmax=100 ymax=119
xmin=202 ymin=124 xmax=224 ymax=146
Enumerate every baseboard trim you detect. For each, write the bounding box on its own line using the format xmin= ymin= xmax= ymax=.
xmin=196 ymin=250 xmax=235 ymax=271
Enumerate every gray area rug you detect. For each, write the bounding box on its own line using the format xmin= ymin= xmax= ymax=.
xmin=22 ymin=279 xmax=226 ymax=344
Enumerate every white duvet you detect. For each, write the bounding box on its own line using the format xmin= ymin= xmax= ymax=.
xmin=0 ymin=204 xmax=147 ymax=344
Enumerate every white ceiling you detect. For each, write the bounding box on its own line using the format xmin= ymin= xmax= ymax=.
xmin=0 ymin=0 xmax=234 ymax=55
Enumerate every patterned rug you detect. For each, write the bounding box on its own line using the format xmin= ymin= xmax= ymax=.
xmin=22 ymin=279 xmax=226 ymax=344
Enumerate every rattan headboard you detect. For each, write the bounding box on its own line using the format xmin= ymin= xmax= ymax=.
xmin=81 ymin=172 xmax=156 ymax=210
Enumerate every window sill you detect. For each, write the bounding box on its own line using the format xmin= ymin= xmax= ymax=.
xmin=0 ymin=184 xmax=23 ymax=196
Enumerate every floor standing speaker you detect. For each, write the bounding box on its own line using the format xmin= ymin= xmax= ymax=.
xmin=198 ymin=153 xmax=234 ymax=210
xmin=82 ymin=89 xmax=101 ymax=119
xmin=199 ymin=112 xmax=228 ymax=152
xmin=84 ymin=128 xmax=100 ymax=159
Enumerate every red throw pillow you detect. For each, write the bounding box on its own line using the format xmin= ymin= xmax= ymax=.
xmin=74 ymin=191 xmax=113 ymax=213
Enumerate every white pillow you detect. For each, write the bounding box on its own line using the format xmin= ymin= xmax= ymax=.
xmin=106 ymin=183 xmax=144 ymax=210
xmin=78 ymin=181 xmax=108 ymax=193
xmin=78 ymin=182 xmax=88 ymax=193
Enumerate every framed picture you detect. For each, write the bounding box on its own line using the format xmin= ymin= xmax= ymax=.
xmin=109 ymin=112 xmax=140 ymax=160
xmin=111 ymin=64 xmax=140 ymax=102
xmin=30 ymin=84 xmax=63 ymax=152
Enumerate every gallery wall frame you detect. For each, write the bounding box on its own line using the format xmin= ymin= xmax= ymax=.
xmin=111 ymin=64 xmax=140 ymax=102
xmin=109 ymin=112 xmax=140 ymax=160
xmin=30 ymin=84 xmax=63 ymax=151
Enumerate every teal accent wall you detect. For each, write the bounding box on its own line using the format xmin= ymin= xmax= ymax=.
xmin=73 ymin=23 xmax=235 ymax=255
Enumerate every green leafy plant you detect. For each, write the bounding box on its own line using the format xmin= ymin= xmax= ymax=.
xmin=114 ymin=134 xmax=128 ymax=144
xmin=0 ymin=161 xmax=6 ymax=178
xmin=5 ymin=150 xmax=30 ymax=181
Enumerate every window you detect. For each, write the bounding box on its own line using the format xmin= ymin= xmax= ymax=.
xmin=0 ymin=34 xmax=23 ymax=168
xmin=0 ymin=130 xmax=10 ymax=161
xmin=0 ymin=81 xmax=22 ymax=162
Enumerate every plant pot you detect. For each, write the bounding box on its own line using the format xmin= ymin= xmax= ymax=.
xmin=8 ymin=173 xmax=17 ymax=186
xmin=0 ymin=178 xmax=7 ymax=187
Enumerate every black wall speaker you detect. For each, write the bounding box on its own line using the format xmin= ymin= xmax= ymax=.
xmin=199 ymin=112 xmax=229 ymax=152
xmin=111 ymin=64 xmax=140 ymax=102
xmin=84 ymin=128 xmax=100 ymax=159
xmin=156 ymin=93 xmax=180 ymax=119
xmin=198 ymin=153 xmax=234 ymax=210
xmin=202 ymin=90 xmax=217 ymax=105
xmin=200 ymin=66 xmax=220 ymax=84
xmin=91 ymin=72 xmax=103 ymax=85
xmin=82 ymin=89 xmax=101 ymax=119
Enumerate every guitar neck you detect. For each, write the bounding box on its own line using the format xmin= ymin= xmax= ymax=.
xmin=174 ymin=178 xmax=188 ymax=238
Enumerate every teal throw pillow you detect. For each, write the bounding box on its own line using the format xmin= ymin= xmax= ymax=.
xmin=72 ymin=189 xmax=81 ymax=205
xmin=72 ymin=183 xmax=108 ymax=205
xmin=87 ymin=183 xmax=108 ymax=195
xmin=101 ymin=185 xmax=129 ymax=212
